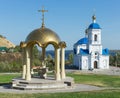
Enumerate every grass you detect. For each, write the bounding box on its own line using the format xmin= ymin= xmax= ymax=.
xmin=0 ymin=90 xmax=119 ymax=98
xmin=0 ymin=73 xmax=120 ymax=98
xmin=0 ymin=73 xmax=120 ymax=87
xmin=0 ymin=73 xmax=21 ymax=83
xmin=67 ymin=73 xmax=120 ymax=87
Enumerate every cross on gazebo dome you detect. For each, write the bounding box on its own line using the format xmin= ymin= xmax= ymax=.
xmin=38 ymin=6 xmax=48 ymax=28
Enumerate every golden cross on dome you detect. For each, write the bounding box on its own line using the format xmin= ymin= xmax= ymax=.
xmin=92 ymin=8 xmax=96 ymax=23
xmin=38 ymin=6 xmax=48 ymax=28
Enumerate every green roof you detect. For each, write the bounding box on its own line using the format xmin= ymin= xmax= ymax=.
xmin=0 ymin=47 xmax=8 ymax=52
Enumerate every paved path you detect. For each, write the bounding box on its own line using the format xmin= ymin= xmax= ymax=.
xmin=66 ymin=66 xmax=120 ymax=76
xmin=0 ymin=84 xmax=104 ymax=94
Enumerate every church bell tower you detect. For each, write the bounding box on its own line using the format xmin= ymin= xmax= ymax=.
xmin=87 ymin=15 xmax=102 ymax=54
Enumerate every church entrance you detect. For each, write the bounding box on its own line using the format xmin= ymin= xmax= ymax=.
xmin=94 ymin=61 xmax=98 ymax=68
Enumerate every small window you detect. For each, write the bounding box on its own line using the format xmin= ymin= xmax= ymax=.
xmin=95 ymin=53 xmax=97 ymax=55
xmin=94 ymin=34 xmax=97 ymax=41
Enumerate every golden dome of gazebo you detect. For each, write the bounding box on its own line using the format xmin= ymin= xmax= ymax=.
xmin=23 ymin=27 xmax=61 ymax=48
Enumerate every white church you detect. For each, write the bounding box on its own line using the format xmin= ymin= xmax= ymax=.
xmin=73 ymin=15 xmax=109 ymax=70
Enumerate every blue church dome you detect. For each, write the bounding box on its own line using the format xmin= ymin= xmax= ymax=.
xmin=88 ymin=23 xmax=101 ymax=29
xmin=75 ymin=37 xmax=88 ymax=45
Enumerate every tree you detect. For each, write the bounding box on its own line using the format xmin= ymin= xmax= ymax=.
xmin=109 ymin=55 xmax=114 ymax=66
xmin=33 ymin=45 xmax=40 ymax=58
xmin=68 ymin=52 xmax=73 ymax=64
xmin=0 ymin=34 xmax=6 ymax=38
xmin=13 ymin=45 xmax=22 ymax=52
xmin=47 ymin=54 xmax=53 ymax=61
xmin=46 ymin=54 xmax=54 ymax=70
xmin=109 ymin=52 xmax=120 ymax=67
xmin=32 ymin=45 xmax=42 ymax=66
xmin=116 ymin=52 xmax=120 ymax=67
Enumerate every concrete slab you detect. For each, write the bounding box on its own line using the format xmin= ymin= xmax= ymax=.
xmin=0 ymin=84 xmax=104 ymax=94
xmin=12 ymin=76 xmax=74 ymax=90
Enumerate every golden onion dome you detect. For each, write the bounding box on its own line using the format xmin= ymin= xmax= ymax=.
xmin=25 ymin=27 xmax=61 ymax=48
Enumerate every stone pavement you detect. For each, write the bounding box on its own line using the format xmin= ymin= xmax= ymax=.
xmin=66 ymin=66 xmax=120 ymax=76
xmin=0 ymin=84 xmax=104 ymax=94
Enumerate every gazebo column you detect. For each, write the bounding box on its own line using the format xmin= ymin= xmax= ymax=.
xmin=55 ymin=48 xmax=61 ymax=80
xmin=25 ymin=48 xmax=31 ymax=81
xmin=42 ymin=47 xmax=46 ymax=67
xmin=30 ymin=47 xmax=34 ymax=76
xmin=42 ymin=47 xmax=47 ymax=78
xmin=61 ymin=47 xmax=66 ymax=79
xmin=22 ymin=48 xmax=26 ymax=79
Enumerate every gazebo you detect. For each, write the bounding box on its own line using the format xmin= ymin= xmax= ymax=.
xmin=20 ymin=26 xmax=66 ymax=81
xmin=12 ymin=7 xmax=74 ymax=90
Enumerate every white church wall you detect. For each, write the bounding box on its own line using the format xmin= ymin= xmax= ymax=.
xmin=91 ymin=30 xmax=101 ymax=45
xmin=76 ymin=45 xmax=87 ymax=54
xmin=90 ymin=56 xmax=96 ymax=69
xmin=99 ymin=55 xmax=109 ymax=69
xmin=88 ymin=29 xmax=101 ymax=43
xmin=88 ymin=45 xmax=102 ymax=54
xmin=81 ymin=56 xmax=89 ymax=69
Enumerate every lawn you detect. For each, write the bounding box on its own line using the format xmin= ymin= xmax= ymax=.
xmin=0 ymin=73 xmax=119 ymax=98
xmin=67 ymin=73 xmax=120 ymax=87
xmin=0 ymin=90 xmax=119 ymax=98
xmin=0 ymin=73 xmax=120 ymax=87
xmin=0 ymin=73 xmax=21 ymax=84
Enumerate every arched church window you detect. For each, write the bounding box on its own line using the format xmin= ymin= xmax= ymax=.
xmin=95 ymin=53 xmax=97 ymax=55
xmin=94 ymin=34 xmax=97 ymax=41
xmin=95 ymin=53 xmax=97 ymax=59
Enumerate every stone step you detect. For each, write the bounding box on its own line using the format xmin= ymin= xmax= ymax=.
xmin=12 ymin=77 xmax=74 ymax=90
xmin=13 ymin=83 xmax=67 ymax=90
